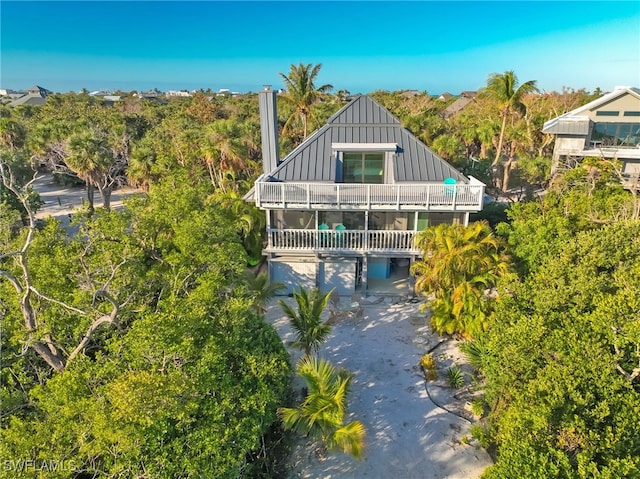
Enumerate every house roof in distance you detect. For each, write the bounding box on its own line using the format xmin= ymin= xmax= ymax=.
xmin=267 ymin=95 xmax=467 ymax=184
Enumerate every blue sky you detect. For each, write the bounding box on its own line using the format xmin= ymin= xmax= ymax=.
xmin=1 ymin=1 xmax=639 ymax=94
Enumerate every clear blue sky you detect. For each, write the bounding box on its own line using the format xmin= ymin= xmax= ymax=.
xmin=1 ymin=1 xmax=639 ymax=94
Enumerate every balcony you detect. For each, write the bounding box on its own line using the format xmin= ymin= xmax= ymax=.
xmin=266 ymin=229 xmax=421 ymax=255
xmin=255 ymin=179 xmax=485 ymax=212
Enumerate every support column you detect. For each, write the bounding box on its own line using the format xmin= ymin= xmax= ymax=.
xmin=361 ymin=255 xmax=368 ymax=295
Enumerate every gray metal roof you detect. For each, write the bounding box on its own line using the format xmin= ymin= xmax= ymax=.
xmin=542 ymin=116 xmax=590 ymax=135
xmin=267 ymin=95 xmax=467 ymax=184
xmin=543 ymin=86 xmax=640 ymax=133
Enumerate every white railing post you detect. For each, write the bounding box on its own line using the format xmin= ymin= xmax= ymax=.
xmin=336 ymin=185 xmax=340 ymax=208
xmin=367 ymin=184 xmax=371 ymax=209
xmin=281 ymin=184 xmax=285 ymax=208
xmin=306 ymin=183 xmax=310 ymax=208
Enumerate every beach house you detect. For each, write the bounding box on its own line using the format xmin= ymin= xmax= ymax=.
xmin=248 ymin=87 xmax=485 ymax=295
xmin=543 ymin=86 xmax=640 ymax=188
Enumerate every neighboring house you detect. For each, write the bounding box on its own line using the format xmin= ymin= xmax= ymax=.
xmin=8 ymin=85 xmax=52 ymax=106
xmin=543 ymin=86 xmax=640 ymax=187
xmin=442 ymin=97 xmax=473 ymax=119
xmin=438 ymin=92 xmax=454 ymax=101
xmin=247 ymin=87 xmax=485 ymax=295
xmin=441 ymin=91 xmax=477 ymax=119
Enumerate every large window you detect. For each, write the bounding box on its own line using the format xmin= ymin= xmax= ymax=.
xmin=343 ymin=152 xmax=384 ymax=183
xmin=592 ymin=122 xmax=640 ymax=147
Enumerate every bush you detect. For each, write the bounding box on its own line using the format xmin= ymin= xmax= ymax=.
xmin=420 ymin=353 xmax=436 ymax=370
xmin=420 ymin=353 xmax=438 ymax=381
xmin=446 ymin=366 xmax=465 ymax=388
xmin=470 ymin=397 xmax=485 ymax=417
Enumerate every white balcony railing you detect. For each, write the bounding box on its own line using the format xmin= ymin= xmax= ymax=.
xmin=266 ymin=229 xmax=420 ymax=254
xmin=255 ymin=179 xmax=485 ymax=211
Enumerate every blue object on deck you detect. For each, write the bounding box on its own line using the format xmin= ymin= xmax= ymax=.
xmin=444 ymin=177 xmax=456 ymax=196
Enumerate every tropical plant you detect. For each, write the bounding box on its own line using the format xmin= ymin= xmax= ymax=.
xmin=279 ymin=63 xmax=333 ymax=140
xmin=420 ymin=353 xmax=438 ymax=380
xmin=411 ymin=221 xmax=511 ymax=337
xmin=279 ymin=355 xmax=366 ymax=460
xmin=446 ymin=366 xmax=465 ymax=389
xmin=482 ymin=71 xmax=538 ymax=170
xmin=242 ymin=270 xmax=285 ymax=314
xmin=279 ymin=287 xmax=333 ymax=356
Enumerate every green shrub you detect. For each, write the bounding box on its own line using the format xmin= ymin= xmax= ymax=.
xmin=470 ymin=423 xmax=491 ymax=449
xmin=470 ymin=397 xmax=485 ymax=417
xmin=446 ymin=366 xmax=464 ymax=388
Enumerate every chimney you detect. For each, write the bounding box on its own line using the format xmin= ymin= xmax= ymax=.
xmin=259 ymin=85 xmax=280 ymax=175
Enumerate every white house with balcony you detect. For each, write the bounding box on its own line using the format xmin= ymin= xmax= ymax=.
xmin=543 ymin=86 xmax=640 ymax=188
xmin=247 ymin=87 xmax=485 ymax=295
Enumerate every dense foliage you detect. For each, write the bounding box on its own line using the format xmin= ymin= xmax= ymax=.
xmin=0 ymin=174 xmax=291 ymax=478
xmin=479 ymin=221 xmax=640 ymax=478
xmin=1 ymin=70 xmax=630 ymax=476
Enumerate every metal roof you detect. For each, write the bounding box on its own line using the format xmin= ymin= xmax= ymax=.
xmin=266 ymin=95 xmax=467 ymax=184
xmin=543 ymin=86 xmax=640 ymax=133
xmin=542 ymin=116 xmax=590 ymax=135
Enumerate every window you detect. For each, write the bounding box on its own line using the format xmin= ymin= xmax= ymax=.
xmin=343 ymin=152 xmax=384 ymax=183
xmin=624 ymin=111 xmax=640 ymax=116
xmin=592 ymin=123 xmax=640 ymax=147
xmin=595 ymin=111 xmax=620 ymax=117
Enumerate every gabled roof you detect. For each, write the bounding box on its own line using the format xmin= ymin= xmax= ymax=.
xmin=543 ymin=86 xmax=640 ymax=134
xmin=266 ymin=95 xmax=467 ymax=184
xmin=8 ymin=94 xmax=47 ymax=106
xmin=27 ymin=85 xmax=52 ymax=96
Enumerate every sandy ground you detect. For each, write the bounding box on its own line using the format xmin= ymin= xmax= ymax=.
xmin=265 ymin=296 xmax=493 ymax=479
xmin=32 ymin=173 xmax=140 ymax=225
xmin=30 ymin=174 xmax=492 ymax=478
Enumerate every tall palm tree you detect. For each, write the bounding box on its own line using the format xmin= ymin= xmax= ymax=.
xmin=411 ymin=221 xmax=510 ymax=337
xmin=279 ymin=355 xmax=366 ymax=460
xmin=483 ymin=71 xmax=538 ymax=168
xmin=279 ymin=287 xmax=333 ymax=356
xmin=279 ymin=63 xmax=333 ymax=140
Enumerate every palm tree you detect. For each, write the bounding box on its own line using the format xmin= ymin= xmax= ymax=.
xmin=279 ymin=355 xmax=366 ymax=459
xmin=279 ymin=287 xmax=333 ymax=356
xmin=66 ymin=129 xmax=112 ymax=211
xmin=279 ymin=63 xmax=333 ymax=140
xmin=242 ymin=271 xmax=285 ymax=315
xmin=201 ymin=119 xmax=247 ymax=191
xmin=483 ymin=71 xmax=538 ymax=169
xmin=411 ymin=221 xmax=510 ymax=337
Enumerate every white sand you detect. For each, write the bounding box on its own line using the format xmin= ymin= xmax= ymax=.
xmin=265 ymin=297 xmax=493 ymax=479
